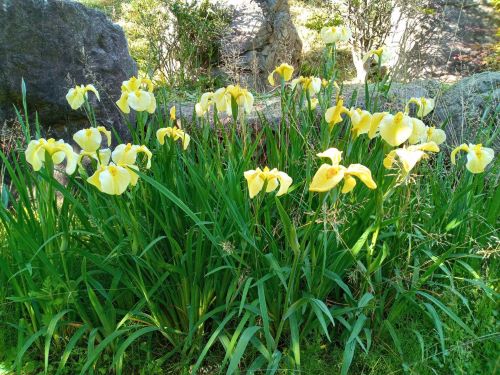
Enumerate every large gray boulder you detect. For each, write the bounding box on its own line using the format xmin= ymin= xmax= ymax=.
xmin=431 ymin=71 xmax=500 ymax=146
xmin=219 ymin=0 xmax=302 ymax=91
xmin=0 ymin=0 xmax=137 ymax=139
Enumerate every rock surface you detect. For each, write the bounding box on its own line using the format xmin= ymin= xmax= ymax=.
xmin=431 ymin=71 xmax=500 ymax=146
xmin=0 ymin=0 xmax=137 ymax=139
xmin=219 ymin=0 xmax=302 ymax=91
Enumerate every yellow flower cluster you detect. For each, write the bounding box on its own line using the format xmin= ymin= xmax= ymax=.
xmin=74 ymin=125 xmax=152 ymax=195
xmin=195 ymin=84 xmax=254 ymax=118
xmin=30 ymin=74 xmax=495 ymax=200
xmin=116 ymin=76 xmax=156 ymax=114
xmin=320 ymin=25 xmax=352 ymax=44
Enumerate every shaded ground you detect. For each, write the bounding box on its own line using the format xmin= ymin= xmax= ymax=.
xmin=399 ymin=0 xmax=499 ymax=82
xmin=290 ymin=0 xmax=499 ymax=83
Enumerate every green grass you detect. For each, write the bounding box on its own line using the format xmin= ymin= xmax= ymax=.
xmin=0 ymin=48 xmax=498 ymax=374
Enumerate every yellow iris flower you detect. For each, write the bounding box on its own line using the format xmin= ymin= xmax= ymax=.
xmin=66 ymin=84 xmax=100 ymax=110
xmin=383 ymin=142 xmax=440 ymax=173
xmin=87 ymin=143 xmax=152 ymax=194
xmin=116 ymin=76 xmax=156 ymax=114
xmin=157 ymin=126 xmax=191 ymax=150
xmin=195 ymin=92 xmax=214 ymax=117
xmin=368 ymin=112 xmax=389 ymax=139
xmin=112 ymin=143 xmax=152 ymax=169
xmin=244 ymin=166 xmax=293 ymax=199
xmin=406 ymin=97 xmax=435 ymax=118
xmin=325 ymin=99 xmax=348 ymax=131
xmin=378 ymin=112 xmax=413 ymax=147
xmin=268 ymin=63 xmax=294 ymax=86
xmin=213 ymin=85 xmax=254 ymax=116
xmin=425 ymin=126 xmax=446 ymax=145
xmin=348 ymin=108 xmax=372 ymax=138
xmin=451 ymin=143 xmax=495 ymax=174
xmin=227 ymin=85 xmax=255 ymax=114
xmin=291 ymin=76 xmax=322 ymax=96
xmin=363 ymin=46 xmax=394 ymax=65
xmin=87 ymin=164 xmax=132 ymax=195
xmin=73 ymin=126 xmax=111 ymax=153
xmin=320 ymin=25 xmax=351 ymax=44
xmin=309 ymin=148 xmax=377 ymax=193
xmin=25 ymin=138 xmax=77 ymax=174
xmin=170 ymin=106 xmax=176 ymax=120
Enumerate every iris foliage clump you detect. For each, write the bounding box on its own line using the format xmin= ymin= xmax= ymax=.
xmin=0 ymin=28 xmax=498 ymax=374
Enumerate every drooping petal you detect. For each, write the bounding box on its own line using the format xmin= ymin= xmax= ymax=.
xmin=341 ymin=175 xmax=357 ymax=194
xmin=87 ymin=166 xmax=104 ymax=192
xmin=60 ymin=143 xmax=77 ymax=174
xmin=276 ymin=171 xmax=293 ymax=196
xmin=156 ymin=128 xmax=171 ymax=145
xmin=146 ymin=92 xmax=157 ymax=114
xmin=349 ymin=108 xmax=372 ymax=138
xmin=66 ymin=87 xmax=85 ymax=110
xmin=426 ymin=127 xmax=446 ymax=145
xmin=368 ymin=112 xmax=388 ymax=139
xmin=268 ymin=71 xmax=276 ymax=86
xmin=451 ymin=144 xmax=469 ymax=165
xmin=465 ymin=144 xmax=495 ymax=173
xmin=126 ymin=164 xmax=140 ymax=186
xmin=116 ymin=92 xmax=130 ymax=114
xmin=309 ymin=164 xmax=345 ymax=192
xmin=138 ymin=145 xmax=152 ymax=168
xmin=97 ymin=126 xmax=112 ymax=147
xmin=325 ymin=99 xmax=347 ymax=130
xmin=317 ymin=148 xmax=343 ymax=166
xmin=395 ymin=149 xmax=426 ymax=173
xmin=97 ymin=148 xmax=111 ymax=166
xmin=84 ymin=84 xmax=100 ymax=101
xmin=408 ymin=118 xmax=427 ymax=144
xmin=383 ymin=150 xmax=397 ymax=169
xmin=345 ymin=164 xmax=377 ymax=189
xmin=25 ymin=140 xmax=44 ymax=171
xmin=244 ymin=169 xmax=264 ymax=199
xmin=128 ymin=90 xmax=152 ymax=112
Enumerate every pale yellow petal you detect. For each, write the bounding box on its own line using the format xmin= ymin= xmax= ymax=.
xmin=317 ymin=148 xmax=343 ymax=166
xmin=341 ymin=175 xmax=357 ymax=194
xmin=84 ymin=84 xmax=100 ymax=101
xmin=451 ymin=144 xmax=469 ymax=165
xmin=379 ymin=112 xmax=413 ymax=147
xmin=276 ymin=171 xmax=292 ymax=196
xmin=116 ymin=92 xmax=130 ymax=114
xmin=244 ymin=169 xmax=264 ymax=199
xmin=309 ymin=164 xmax=345 ymax=192
xmin=345 ymin=164 xmax=377 ymax=189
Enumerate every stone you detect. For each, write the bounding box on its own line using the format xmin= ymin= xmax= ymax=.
xmin=0 ymin=0 xmax=137 ymax=140
xmin=218 ymin=0 xmax=302 ymax=91
xmin=431 ymin=71 xmax=500 ymax=146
